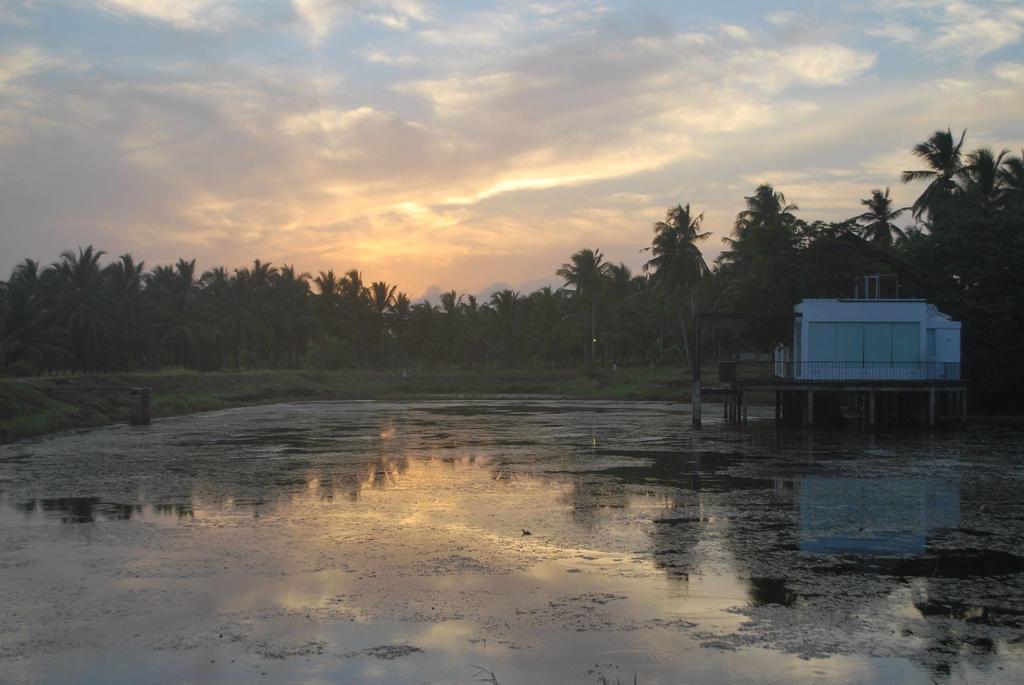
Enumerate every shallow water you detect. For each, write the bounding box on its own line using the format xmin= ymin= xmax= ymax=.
xmin=1 ymin=400 xmax=1022 ymax=684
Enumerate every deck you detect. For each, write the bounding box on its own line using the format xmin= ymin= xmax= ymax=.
xmin=694 ymin=361 xmax=967 ymax=428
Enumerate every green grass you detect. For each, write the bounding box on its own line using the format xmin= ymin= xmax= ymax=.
xmin=0 ymin=366 xmax=706 ymax=444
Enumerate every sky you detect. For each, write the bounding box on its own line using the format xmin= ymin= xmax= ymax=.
xmin=1 ymin=0 xmax=1023 ymax=300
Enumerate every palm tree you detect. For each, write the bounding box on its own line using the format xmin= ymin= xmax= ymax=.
xmin=271 ymin=265 xmax=312 ymax=367
xmin=0 ymin=260 xmax=68 ymax=373
xmin=212 ymin=267 xmax=270 ymax=369
xmin=440 ymin=290 xmax=462 ymax=367
xmin=340 ymin=269 xmax=366 ymax=301
xmin=148 ymin=259 xmax=217 ymax=368
xmin=557 ymin=248 xmax=608 ymax=364
xmin=526 ymin=286 xmax=569 ymax=366
xmin=902 ymin=128 xmax=967 ymax=219
xmin=999 ymin=150 xmax=1024 ymax=213
xmin=104 ymin=254 xmax=145 ymax=367
xmin=366 ymin=281 xmax=397 ymax=316
xmin=49 ymin=246 xmax=111 ymax=370
xmin=734 ymin=185 xmax=798 ymax=235
xmin=489 ymin=289 xmax=520 ymax=368
xmin=854 ymin=188 xmax=910 ymax=245
xmin=645 ymin=204 xmax=710 ymax=365
xmin=960 ymin=147 xmax=1009 ymax=214
xmin=363 ymin=281 xmax=396 ymax=367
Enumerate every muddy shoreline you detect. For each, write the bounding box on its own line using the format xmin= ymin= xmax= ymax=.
xmin=0 ymin=367 xmax=695 ymax=444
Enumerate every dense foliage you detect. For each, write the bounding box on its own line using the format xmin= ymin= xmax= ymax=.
xmin=2 ymin=129 xmax=1021 ymax=409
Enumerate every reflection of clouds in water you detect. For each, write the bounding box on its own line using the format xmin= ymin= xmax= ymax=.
xmin=0 ymin=402 xmax=1023 ymax=684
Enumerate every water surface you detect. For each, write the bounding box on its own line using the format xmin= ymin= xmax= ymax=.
xmin=1 ymin=401 xmax=1022 ymax=684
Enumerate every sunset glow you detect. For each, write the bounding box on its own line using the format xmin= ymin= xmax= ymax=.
xmin=2 ymin=1 xmax=1023 ymax=297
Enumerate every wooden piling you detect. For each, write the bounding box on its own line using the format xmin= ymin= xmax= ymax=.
xmin=129 ymin=387 xmax=152 ymax=426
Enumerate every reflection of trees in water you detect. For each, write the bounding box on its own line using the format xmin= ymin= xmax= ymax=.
xmin=13 ymin=498 xmax=191 ymax=523
xmin=641 ymin=450 xmax=772 ymax=582
xmin=904 ymin=579 xmax=1004 ymax=679
xmin=561 ymin=475 xmax=632 ymax=531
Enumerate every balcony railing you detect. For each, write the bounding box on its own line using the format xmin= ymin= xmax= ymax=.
xmin=719 ymin=361 xmax=962 ymax=384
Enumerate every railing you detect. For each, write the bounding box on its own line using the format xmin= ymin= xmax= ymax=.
xmin=719 ymin=361 xmax=962 ymax=384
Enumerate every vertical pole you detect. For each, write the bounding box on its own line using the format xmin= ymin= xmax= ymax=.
xmin=775 ymin=390 xmax=781 ymax=425
xmin=961 ymin=389 xmax=967 ymax=425
xmin=129 ymin=387 xmax=151 ymax=426
xmin=742 ymin=391 xmax=748 ymax=426
xmin=869 ymin=392 xmax=876 ymax=428
xmin=129 ymin=388 xmax=140 ymax=426
xmin=803 ymin=390 xmax=814 ymax=427
xmin=140 ymin=387 xmax=151 ymax=425
xmin=928 ymin=388 xmax=936 ymax=428
xmin=692 ymin=314 xmax=701 ymax=428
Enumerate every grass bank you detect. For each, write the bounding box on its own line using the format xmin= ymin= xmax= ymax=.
xmin=0 ymin=366 xmax=695 ymax=443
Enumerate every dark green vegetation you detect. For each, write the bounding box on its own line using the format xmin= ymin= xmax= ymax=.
xmin=1 ymin=128 xmax=1022 ymax=414
xmin=0 ymin=367 xmax=694 ymax=442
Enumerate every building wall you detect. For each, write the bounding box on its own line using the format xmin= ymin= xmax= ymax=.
xmin=792 ymin=299 xmax=961 ymax=380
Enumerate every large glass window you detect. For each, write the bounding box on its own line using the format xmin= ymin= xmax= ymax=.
xmin=892 ymin=323 xmax=920 ymax=362
xmin=808 ymin=322 xmax=836 ymax=361
xmin=863 ymin=323 xmax=892 ymax=362
xmin=807 ymin=321 xmax=920 ymax=363
xmin=836 ymin=323 xmax=864 ymax=362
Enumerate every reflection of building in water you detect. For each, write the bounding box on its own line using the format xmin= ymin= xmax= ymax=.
xmin=798 ymin=477 xmax=960 ymax=555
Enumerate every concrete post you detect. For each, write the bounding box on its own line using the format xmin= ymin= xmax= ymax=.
xmin=692 ymin=381 xmax=702 ymax=428
xmin=129 ymin=387 xmax=152 ymax=426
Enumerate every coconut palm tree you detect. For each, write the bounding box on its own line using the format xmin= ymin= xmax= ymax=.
xmin=104 ymin=254 xmax=146 ymax=367
xmin=557 ymin=248 xmax=608 ymax=364
xmin=645 ymin=204 xmax=710 ymax=365
xmin=854 ymin=188 xmax=910 ymax=245
xmin=960 ymin=147 xmax=1009 ymax=214
xmin=49 ymin=246 xmax=111 ymax=370
xmin=340 ymin=269 xmax=366 ymax=301
xmin=439 ymin=290 xmax=463 ymax=367
xmin=364 ymin=281 xmax=397 ymax=366
xmin=0 ymin=260 xmax=68 ymax=373
xmin=999 ymin=150 xmax=1024 ymax=213
xmin=489 ymin=289 xmax=520 ymax=368
xmin=902 ymin=128 xmax=967 ymax=219
xmin=271 ymin=265 xmax=312 ymax=367
xmin=148 ymin=259 xmax=218 ymax=368
xmin=366 ymin=281 xmax=397 ymax=316
xmin=734 ymin=185 xmax=798 ymax=235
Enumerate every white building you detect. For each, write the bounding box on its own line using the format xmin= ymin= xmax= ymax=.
xmin=777 ymin=294 xmax=961 ymax=382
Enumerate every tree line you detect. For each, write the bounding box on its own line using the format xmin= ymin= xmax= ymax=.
xmin=2 ymin=129 xmax=1022 ymax=408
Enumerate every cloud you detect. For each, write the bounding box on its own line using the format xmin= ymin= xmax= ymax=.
xmin=994 ymin=61 xmax=1024 ymax=83
xmin=873 ymin=0 xmax=1024 ymax=58
xmin=3 ymin=2 xmax=1024 ymax=295
xmin=357 ymin=47 xmax=418 ymax=65
xmin=865 ymin=22 xmax=920 ymax=42
xmin=0 ymin=46 xmax=61 ymax=87
xmin=719 ymin=24 xmax=749 ymax=41
xmin=928 ymin=1 xmax=1024 ymax=57
xmin=92 ymin=0 xmax=236 ymax=29
xmin=292 ymin=0 xmax=427 ymax=41
xmin=728 ymin=44 xmax=877 ymax=91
